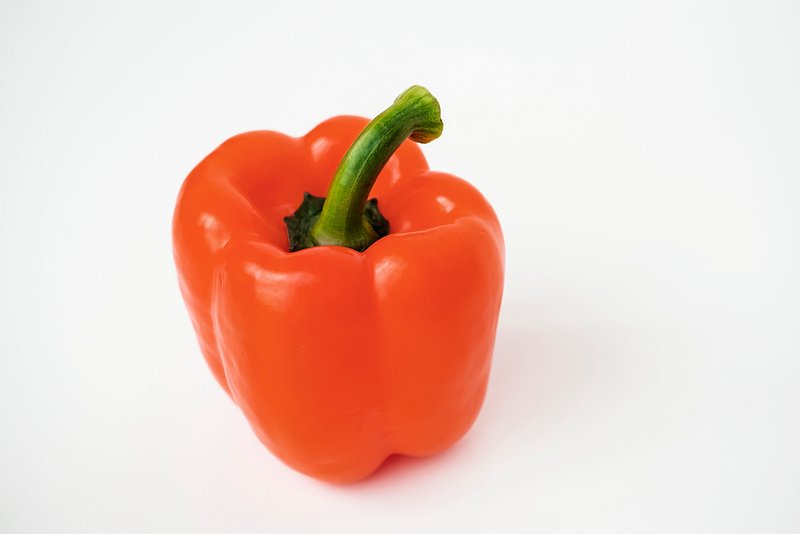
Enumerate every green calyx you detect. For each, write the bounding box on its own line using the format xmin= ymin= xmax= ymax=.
xmin=284 ymin=193 xmax=390 ymax=252
xmin=284 ymin=85 xmax=443 ymax=252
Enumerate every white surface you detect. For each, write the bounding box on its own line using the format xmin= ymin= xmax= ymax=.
xmin=1 ymin=1 xmax=799 ymax=532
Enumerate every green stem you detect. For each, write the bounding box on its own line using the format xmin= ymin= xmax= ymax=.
xmin=310 ymin=85 xmax=443 ymax=251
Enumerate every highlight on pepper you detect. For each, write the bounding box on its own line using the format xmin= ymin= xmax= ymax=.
xmin=173 ymin=85 xmax=504 ymax=483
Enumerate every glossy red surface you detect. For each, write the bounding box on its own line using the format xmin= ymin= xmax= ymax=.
xmin=173 ymin=116 xmax=504 ymax=483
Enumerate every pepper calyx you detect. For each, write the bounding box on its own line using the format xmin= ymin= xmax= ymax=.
xmin=284 ymin=193 xmax=389 ymax=252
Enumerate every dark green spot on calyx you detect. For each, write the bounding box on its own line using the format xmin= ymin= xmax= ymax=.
xmin=284 ymin=193 xmax=390 ymax=252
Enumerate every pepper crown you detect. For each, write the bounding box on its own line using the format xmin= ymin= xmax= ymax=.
xmin=285 ymin=85 xmax=443 ymax=252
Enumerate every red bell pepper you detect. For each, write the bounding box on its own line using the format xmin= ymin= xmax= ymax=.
xmin=173 ymin=86 xmax=504 ymax=482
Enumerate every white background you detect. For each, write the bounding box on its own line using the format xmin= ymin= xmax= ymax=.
xmin=1 ymin=1 xmax=799 ymax=532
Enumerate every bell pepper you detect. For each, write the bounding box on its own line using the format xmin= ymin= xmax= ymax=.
xmin=173 ymin=86 xmax=504 ymax=483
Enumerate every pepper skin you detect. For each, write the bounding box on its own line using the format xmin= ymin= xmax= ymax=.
xmin=173 ymin=87 xmax=504 ymax=483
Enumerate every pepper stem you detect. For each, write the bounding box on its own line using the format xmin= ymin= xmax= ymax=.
xmin=309 ymin=85 xmax=443 ymax=251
